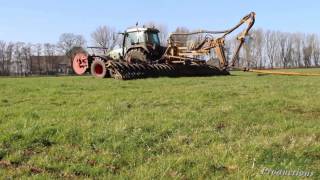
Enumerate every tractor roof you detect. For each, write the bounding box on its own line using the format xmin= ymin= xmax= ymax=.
xmin=125 ymin=27 xmax=159 ymax=33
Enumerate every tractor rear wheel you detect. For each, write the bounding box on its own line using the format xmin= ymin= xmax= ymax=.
xmin=72 ymin=52 xmax=89 ymax=75
xmin=90 ymin=58 xmax=109 ymax=78
xmin=125 ymin=49 xmax=147 ymax=64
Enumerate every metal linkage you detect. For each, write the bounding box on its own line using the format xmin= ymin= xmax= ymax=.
xmin=167 ymin=12 xmax=256 ymax=69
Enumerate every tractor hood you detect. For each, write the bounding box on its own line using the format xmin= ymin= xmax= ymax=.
xmin=107 ymin=48 xmax=122 ymax=60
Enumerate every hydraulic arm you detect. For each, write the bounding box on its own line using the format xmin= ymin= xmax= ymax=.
xmin=166 ymin=12 xmax=256 ymax=69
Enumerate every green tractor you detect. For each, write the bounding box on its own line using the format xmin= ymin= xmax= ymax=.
xmin=72 ymin=26 xmax=166 ymax=78
xmin=72 ymin=12 xmax=255 ymax=80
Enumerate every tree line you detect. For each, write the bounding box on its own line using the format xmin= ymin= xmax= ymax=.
xmin=237 ymin=29 xmax=320 ymax=69
xmin=1 ymin=24 xmax=320 ymax=76
xmin=0 ymin=33 xmax=86 ymax=75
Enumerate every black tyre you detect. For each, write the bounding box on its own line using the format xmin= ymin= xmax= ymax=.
xmin=90 ymin=58 xmax=109 ymax=78
xmin=125 ymin=49 xmax=147 ymax=64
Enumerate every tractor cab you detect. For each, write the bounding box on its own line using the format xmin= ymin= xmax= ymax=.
xmin=121 ymin=27 xmax=164 ymax=62
xmin=124 ymin=27 xmax=160 ymax=47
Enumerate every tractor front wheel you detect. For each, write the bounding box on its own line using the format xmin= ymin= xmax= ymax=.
xmin=90 ymin=58 xmax=109 ymax=78
xmin=125 ymin=49 xmax=147 ymax=64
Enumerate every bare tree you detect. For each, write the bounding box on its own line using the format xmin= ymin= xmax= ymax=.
xmin=311 ymin=34 xmax=320 ymax=66
xmin=242 ymin=41 xmax=254 ymax=68
xmin=291 ymin=33 xmax=303 ymax=67
xmin=5 ymin=43 xmax=14 ymax=75
xmin=91 ymin=26 xmax=120 ymax=50
xmin=58 ymin=33 xmax=86 ymax=55
xmin=21 ymin=43 xmax=32 ymax=75
xmin=44 ymin=43 xmax=57 ymax=74
xmin=223 ymin=38 xmax=241 ymax=67
xmin=0 ymin=41 xmax=6 ymax=75
xmin=172 ymin=27 xmax=190 ymax=47
xmin=278 ymin=32 xmax=293 ymax=68
xmin=35 ymin=43 xmax=43 ymax=74
xmin=251 ymin=29 xmax=264 ymax=68
xmin=302 ymin=34 xmax=313 ymax=68
xmin=157 ymin=24 xmax=168 ymax=46
xmin=13 ymin=42 xmax=26 ymax=75
xmin=265 ymin=30 xmax=278 ymax=68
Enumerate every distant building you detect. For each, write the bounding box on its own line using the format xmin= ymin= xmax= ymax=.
xmin=30 ymin=56 xmax=72 ymax=75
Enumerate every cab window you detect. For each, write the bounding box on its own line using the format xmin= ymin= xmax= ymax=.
xmin=125 ymin=32 xmax=145 ymax=46
xmin=147 ymin=32 xmax=160 ymax=45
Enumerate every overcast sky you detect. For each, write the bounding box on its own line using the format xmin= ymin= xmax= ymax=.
xmin=0 ymin=0 xmax=319 ymax=44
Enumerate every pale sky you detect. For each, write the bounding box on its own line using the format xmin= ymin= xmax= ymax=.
xmin=0 ymin=0 xmax=319 ymax=44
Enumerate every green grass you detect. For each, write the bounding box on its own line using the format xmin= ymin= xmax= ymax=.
xmin=0 ymin=70 xmax=320 ymax=179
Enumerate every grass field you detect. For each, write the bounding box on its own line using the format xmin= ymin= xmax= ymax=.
xmin=0 ymin=70 xmax=320 ymax=179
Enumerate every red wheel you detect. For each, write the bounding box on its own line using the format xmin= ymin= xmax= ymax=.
xmin=72 ymin=53 xmax=88 ymax=75
xmin=94 ymin=64 xmax=103 ymax=75
xmin=90 ymin=58 xmax=109 ymax=78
